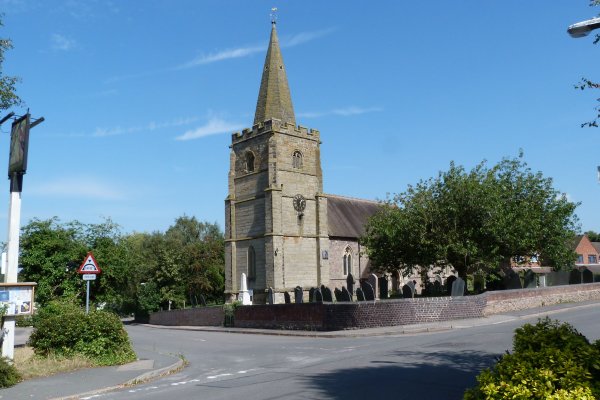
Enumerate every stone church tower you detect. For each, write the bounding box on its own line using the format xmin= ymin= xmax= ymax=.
xmin=225 ymin=22 xmax=331 ymax=303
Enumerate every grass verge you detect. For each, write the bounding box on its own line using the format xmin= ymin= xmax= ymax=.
xmin=14 ymin=346 xmax=93 ymax=380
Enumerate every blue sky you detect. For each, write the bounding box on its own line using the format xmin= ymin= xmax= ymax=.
xmin=0 ymin=0 xmax=598 ymax=239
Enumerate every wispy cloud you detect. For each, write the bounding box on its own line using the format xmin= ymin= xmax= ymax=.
xmin=30 ymin=177 xmax=126 ymax=201
xmin=176 ymin=45 xmax=264 ymax=70
xmin=92 ymin=117 xmax=199 ymax=137
xmin=176 ymin=117 xmax=244 ymax=141
xmin=280 ymin=27 xmax=336 ymax=48
xmin=51 ymin=33 xmax=77 ymax=51
xmin=175 ymin=27 xmax=335 ymax=70
xmin=298 ymin=106 xmax=383 ymax=119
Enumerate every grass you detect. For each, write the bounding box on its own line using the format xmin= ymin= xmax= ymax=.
xmin=13 ymin=346 xmax=93 ymax=380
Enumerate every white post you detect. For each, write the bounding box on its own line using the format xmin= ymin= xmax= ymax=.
xmin=86 ymin=280 xmax=90 ymax=314
xmin=239 ymin=273 xmax=252 ymax=305
xmin=2 ymin=190 xmax=22 ymax=360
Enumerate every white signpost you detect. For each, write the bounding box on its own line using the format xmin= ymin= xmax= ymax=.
xmin=77 ymin=252 xmax=102 ymax=314
xmin=2 ymin=112 xmax=43 ymax=360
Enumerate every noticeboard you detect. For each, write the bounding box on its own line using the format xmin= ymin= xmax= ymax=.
xmin=0 ymin=283 xmax=36 ymax=316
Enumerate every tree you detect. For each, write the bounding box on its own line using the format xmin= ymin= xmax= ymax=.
xmin=19 ymin=215 xmax=225 ymax=314
xmin=362 ymin=155 xmax=580 ymax=281
xmin=19 ymin=218 xmax=88 ymax=306
xmin=585 ymin=230 xmax=600 ymax=242
xmin=19 ymin=217 xmax=134 ymax=310
xmin=575 ymin=1 xmax=600 ymax=127
xmin=0 ymin=15 xmax=21 ymax=111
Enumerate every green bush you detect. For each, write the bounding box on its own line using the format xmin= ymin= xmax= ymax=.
xmin=0 ymin=357 xmax=21 ymax=387
xmin=29 ymin=300 xmax=136 ymax=366
xmin=464 ymin=318 xmax=600 ymax=399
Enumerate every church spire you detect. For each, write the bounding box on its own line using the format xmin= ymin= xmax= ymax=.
xmin=253 ymin=21 xmax=296 ymax=126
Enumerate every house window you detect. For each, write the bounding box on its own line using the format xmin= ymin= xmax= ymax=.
xmin=292 ymin=150 xmax=303 ymax=169
xmin=343 ymin=247 xmax=352 ymax=276
xmin=577 ymin=254 xmax=584 ymax=263
xmin=247 ymin=246 xmax=256 ymax=280
xmin=589 ymin=255 xmax=598 ymax=264
xmin=245 ymin=151 xmax=255 ymax=173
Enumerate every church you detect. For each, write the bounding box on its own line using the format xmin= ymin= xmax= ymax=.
xmin=224 ymin=21 xmax=380 ymax=304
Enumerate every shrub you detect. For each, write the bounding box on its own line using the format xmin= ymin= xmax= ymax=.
xmin=464 ymin=318 xmax=600 ymax=399
xmin=29 ymin=300 xmax=136 ymax=366
xmin=0 ymin=357 xmax=21 ymax=387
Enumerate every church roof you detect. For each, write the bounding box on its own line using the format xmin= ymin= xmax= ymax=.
xmin=327 ymin=194 xmax=381 ymax=239
xmin=254 ymin=22 xmax=296 ymax=126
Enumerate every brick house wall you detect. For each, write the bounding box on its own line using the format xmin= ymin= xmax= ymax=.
xmin=575 ymin=235 xmax=600 ymax=266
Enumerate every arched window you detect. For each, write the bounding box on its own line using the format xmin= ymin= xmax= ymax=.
xmin=247 ymin=246 xmax=256 ymax=280
xmin=343 ymin=247 xmax=352 ymax=276
xmin=292 ymin=150 xmax=303 ymax=169
xmin=245 ymin=151 xmax=255 ymax=173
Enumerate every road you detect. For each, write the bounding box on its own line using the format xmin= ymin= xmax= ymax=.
xmin=95 ymin=306 xmax=600 ymax=400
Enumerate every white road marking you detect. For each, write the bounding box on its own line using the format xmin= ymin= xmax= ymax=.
xmin=207 ymin=373 xmax=233 ymax=379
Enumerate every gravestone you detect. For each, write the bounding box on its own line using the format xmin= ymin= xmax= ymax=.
xmin=446 ymin=276 xmax=457 ymax=295
xmin=356 ymin=287 xmax=366 ymax=301
xmin=391 ymin=272 xmax=400 ymax=294
xmin=432 ymin=280 xmax=442 ymax=295
xmin=583 ymin=268 xmax=594 ymax=284
xmin=569 ymin=269 xmax=582 ymax=285
xmin=523 ymin=269 xmax=537 ymax=288
xmin=473 ymin=275 xmax=485 ymax=292
xmin=284 ymin=291 xmax=291 ymax=304
xmin=267 ymin=287 xmax=274 ymax=305
xmin=505 ymin=271 xmax=522 ymax=290
xmin=368 ymin=274 xmax=379 ymax=299
xmin=309 ymin=287 xmax=316 ymax=303
xmin=341 ymin=286 xmax=352 ymax=302
xmin=334 ymin=288 xmax=342 ymax=302
xmin=361 ymin=281 xmax=375 ymax=301
xmin=294 ymin=286 xmax=303 ymax=304
xmin=451 ymin=277 xmax=465 ymax=297
xmin=346 ymin=273 xmax=355 ymax=295
xmin=321 ymin=286 xmax=333 ymax=302
xmin=402 ymin=284 xmax=414 ymax=298
xmin=314 ymin=288 xmax=323 ymax=302
xmin=379 ymin=276 xmax=389 ymax=299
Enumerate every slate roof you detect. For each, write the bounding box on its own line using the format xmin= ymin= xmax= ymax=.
xmin=327 ymin=194 xmax=382 ymax=239
xmin=593 ymin=242 xmax=600 ymax=254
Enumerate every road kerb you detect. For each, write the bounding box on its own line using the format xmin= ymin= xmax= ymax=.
xmin=48 ymin=357 xmax=185 ymax=400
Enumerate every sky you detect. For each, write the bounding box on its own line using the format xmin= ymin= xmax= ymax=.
xmin=0 ymin=0 xmax=598 ymax=240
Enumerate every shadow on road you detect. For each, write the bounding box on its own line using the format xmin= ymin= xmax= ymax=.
xmin=302 ymin=350 xmax=499 ymax=400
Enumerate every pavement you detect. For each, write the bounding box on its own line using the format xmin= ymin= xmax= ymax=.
xmin=1 ymin=299 xmax=599 ymax=400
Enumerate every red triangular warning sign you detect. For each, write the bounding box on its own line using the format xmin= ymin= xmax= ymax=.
xmin=77 ymin=252 xmax=102 ymax=274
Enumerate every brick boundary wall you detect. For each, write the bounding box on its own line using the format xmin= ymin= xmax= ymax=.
xmin=149 ymin=306 xmax=224 ymax=326
xmin=482 ymin=282 xmax=600 ymax=316
xmin=148 ymin=283 xmax=600 ymax=331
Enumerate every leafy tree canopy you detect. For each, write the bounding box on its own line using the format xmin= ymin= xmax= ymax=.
xmin=575 ymin=0 xmax=600 ymax=127
xmin=585 ymin=230 xmax=600 ymax=242
xmin=0 ymin=15 xmax=21 ymax=111
xmin=18 ymin=215 xmax=225 ymax=315
xmin=362 ymin=155 xmax=579 ymax=280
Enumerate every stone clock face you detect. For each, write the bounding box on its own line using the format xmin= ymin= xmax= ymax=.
xmin=293 ymin=194 xmax=306 ymax=212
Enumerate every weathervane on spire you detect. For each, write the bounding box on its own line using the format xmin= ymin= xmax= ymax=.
xmin=270 ymin=7 xmax=278 ymax=24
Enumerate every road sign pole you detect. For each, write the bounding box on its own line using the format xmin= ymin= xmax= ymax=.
xmin=86 ymin=280 xmax=90 ymax=315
